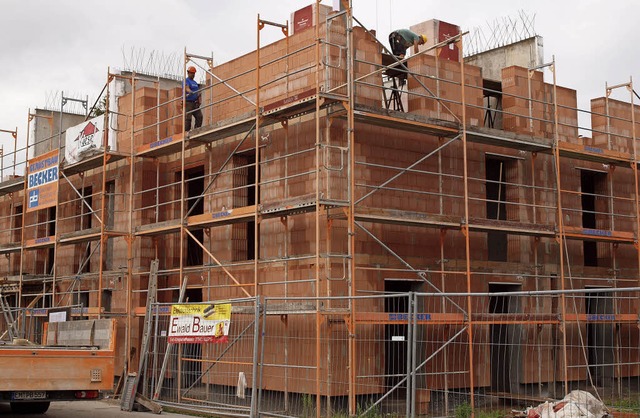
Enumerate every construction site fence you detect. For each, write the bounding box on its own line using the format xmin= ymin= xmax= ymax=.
xmin=145 ymin=288 xmax=640 ymax=417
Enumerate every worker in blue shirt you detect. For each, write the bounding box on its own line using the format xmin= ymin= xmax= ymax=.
xmin=184 ymin=65 xmax=203 ymax=132
xmin=389 ymin=29 xmax=427 ymax=58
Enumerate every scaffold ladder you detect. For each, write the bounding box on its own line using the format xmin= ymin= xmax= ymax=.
xmin=152 ymin=276 xmax=188 ymax=400
xmin=121 ymin=259 xmax=158 ymax=411
xmin=0 ymin=292 xmax=16 ymax=340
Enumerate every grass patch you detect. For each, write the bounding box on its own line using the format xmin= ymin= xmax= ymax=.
xmin=454 ymin=402 xmax=473 ymax=418
xmin=610 ymin=397 xmax=640 ymax=412
xmin=453 ymin=402 xmax=507 ymax=418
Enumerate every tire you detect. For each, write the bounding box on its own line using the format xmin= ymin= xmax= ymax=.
xmin=10 ymin=401 xmax=51 ymax=414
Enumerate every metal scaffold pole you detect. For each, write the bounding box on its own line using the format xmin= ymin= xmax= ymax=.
xmin=127 ymin=72 xmax=137 ymax=374
xmin=255 ymin=16 xmax=261 ymax=300
xmin=458 ymin=32 xmax=476 ymax=413
xmin=342 ymin=0 xmax=357 ymax=415
xmin=314 ymin=3 xmax=322 ymax=416
xmin=96 ymin=69 xmax=111 ymax=319
xmin=548 ymin=56 xmax=570 ymax=394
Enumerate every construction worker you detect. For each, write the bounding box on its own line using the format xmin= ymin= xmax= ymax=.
xmin=388 ymin=29 xmax=427 ymax=59
xmin=184 ymin=65 xmax=203 ymax=132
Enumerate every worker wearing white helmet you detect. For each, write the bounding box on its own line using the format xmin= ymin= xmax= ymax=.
xmin=388 ymin=29 xmax=427 ymax=58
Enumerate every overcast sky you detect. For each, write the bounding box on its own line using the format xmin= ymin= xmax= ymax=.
xmin=0 ymin=0 xmax=638 ymax=164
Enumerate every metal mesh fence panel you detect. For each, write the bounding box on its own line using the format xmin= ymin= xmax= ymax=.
xmin=145 ymin=290 xmax=640 ymax=417
xmin=148 ymin=298 xmax=259 ymax=417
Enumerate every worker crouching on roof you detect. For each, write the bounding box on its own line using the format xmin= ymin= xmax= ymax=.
xmin=184 ymin=65 xmax=203 ymax=132
xmin=388 ymin=29 xmax=427 ymax=59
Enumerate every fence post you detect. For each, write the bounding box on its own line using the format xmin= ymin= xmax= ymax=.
xmin=409 ymin=293 xmax=420 ymax=418
xmin=149 ymin=301 xmax=160 ymax=398
xmin=408 ymin=292 xmax=415 ymax=418
xmin=250 ymin=296 xmax=261 ymax=417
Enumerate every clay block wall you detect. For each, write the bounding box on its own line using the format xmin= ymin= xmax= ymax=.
xmin=608 ymin=165 xmax=638 ymax=235
xmin=407 ymin=54 xmax=484 ymax=125
xmin=259 ymin=119 xmax=314 ymax=204
xmin=132 ymin=159 xmax=159 ymax=228
xmin=591 ymin=97 xmax=640 ymax=154
xmin=417 ymin=274 xmax=561 ymax=388
xmin=532 ymin=153 xmax=557 ymax=226
xmin=259 ymin=116 xmax=349 ymax=209
xmin=155 ymin=145 xmax=235 ymax=271
xmin=117 ymin=86 xmax=183 ymax=150
xmin=0 ymin=195 xmax=22 ymax=244
xmin=202 ymin=313 xmax=373 ymax=396
xmin=502 ymin=66 xmax=578 ymax=141
xmin=502 ymin=67 xmax=546 ymax=136
xmin=166 ymin=87 xmax=184 ymax=136
xmin=350 ymin=123 xmax=561 ymax=266
xmin=353 ymin=123 xmax=460 ymax=214
xmin=555 ymin=85 xmax=579 ymax=141
xmin=56 ymin=175 xmax=100 ymax=234
xmin=46 ymin=161 xmax=132 ymax=278
xmin=205 ymin=22 xmax=380 ymax=125
xmin=13 ymin=209 xmax=45 ymax=276
xmin=352 ymin=27 xmax=382 ymax=106
xmin=0 ymin=197 xmax=14 ymax=247
xmin=200 ymin=261 xmax=377 ymax=397
xmin=0 ymin=194 xmax=23 ymax=275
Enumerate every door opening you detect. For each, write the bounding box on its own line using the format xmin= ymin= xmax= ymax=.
xmin=486 ymin=158 xmax=508 ymax=261
xmin=580 ymin=170 xmax=609 ymax=267
xmin=489 ymin=283 xmax=522 ymax=392
xmin=585 ymin=289 xmax=615 ymax=387
xmin=384 ymin=280 xmax=421 ymax=393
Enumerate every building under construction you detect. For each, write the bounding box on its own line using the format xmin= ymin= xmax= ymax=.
xmin=1 ymin=2 xmax=640 ymax=416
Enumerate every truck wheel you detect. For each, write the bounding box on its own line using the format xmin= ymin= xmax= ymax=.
xmin=10 ymin=401 xmax=51 ymax=414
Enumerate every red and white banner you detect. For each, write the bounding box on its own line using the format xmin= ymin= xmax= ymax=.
xmin=64 ymin=115 xmax=105 ymax=164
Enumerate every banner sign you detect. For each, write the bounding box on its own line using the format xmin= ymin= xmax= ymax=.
xmin=65 ymin=115 xmax=105 ymax=165
xmin=168 ymin=303 xmax=231 ymax=344
xmin=293 ymin=5 xmax=313 ymax=33
xmin=26 ymin=149 xmax=59 ymax=212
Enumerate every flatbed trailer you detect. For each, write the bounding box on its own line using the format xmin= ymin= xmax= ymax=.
xmin=0 ymin=319 xmax=116 ymax=414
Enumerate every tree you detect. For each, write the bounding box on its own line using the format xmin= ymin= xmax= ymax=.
xmin=90 ymin=97 xmax=107 ymax=117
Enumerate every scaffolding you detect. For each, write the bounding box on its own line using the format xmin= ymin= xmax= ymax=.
xmin=1 ymin=0 xmax=640 ymax=416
